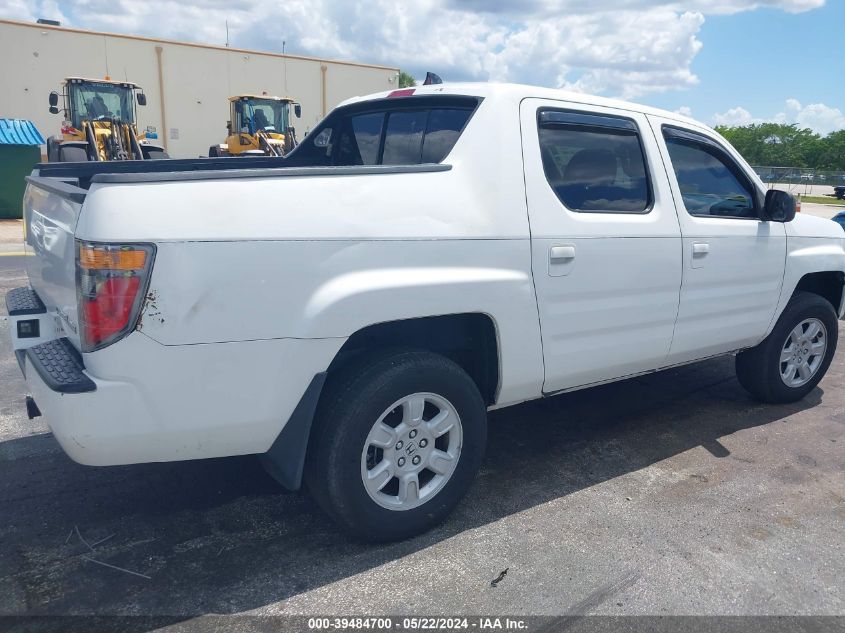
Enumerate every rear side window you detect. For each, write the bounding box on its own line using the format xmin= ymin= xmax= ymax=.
xmin=382 ymin=111 xmax=428 ymax=164
xmin=338 ymin=112 xmax=384 ymax=165
xmin=538 ymin=110 xmax=652 ymax=213
xmin=285 ymin=96 xmax=478 ymax=167
xmin=662 ymin=127 xmax=757 ymax=219
xmin=421 ymin=109 xmax=473 ymax=163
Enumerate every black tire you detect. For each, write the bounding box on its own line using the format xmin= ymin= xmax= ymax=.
xmin=58 ymin=145 xmax=89 ymax=162
xmin=305 ymin=350 xmax=487 ymax=542
xmin=142 ymin=147 xmax=169 ymax=160
xmin=736 ymin=291 xmax=838 ymax=403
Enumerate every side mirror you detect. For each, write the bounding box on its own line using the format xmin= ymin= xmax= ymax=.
xmin=136 ymin=92 xmax=147 ymax=106
xmin=763 ymin=189 xmax=796 ymax=223
xmin=49 ymin=105 xmax=59 ymax=114
xmin=294 ymin=103 xmax=301 ymax=118
xmin=226 ymin=120 xmax=232 ymax=134
xmin=49 ymin=91 xmax=59 ymax=107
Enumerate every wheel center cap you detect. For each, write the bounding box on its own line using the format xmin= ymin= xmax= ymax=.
xmin=405 ymin=441 xmax=417 ymax=456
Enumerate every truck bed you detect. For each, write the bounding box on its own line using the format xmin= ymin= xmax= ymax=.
xmin=34 ymin=155 xmax=292 ymax=190
xmin=31 ymin=157 xmax=448 ymax=198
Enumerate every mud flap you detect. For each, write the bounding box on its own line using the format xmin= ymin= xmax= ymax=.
xmin=259 ymin=372 xmax=327 ymax=491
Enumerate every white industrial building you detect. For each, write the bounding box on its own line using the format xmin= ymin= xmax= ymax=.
xmin=0 ymin=18 xmax=399 ymax=158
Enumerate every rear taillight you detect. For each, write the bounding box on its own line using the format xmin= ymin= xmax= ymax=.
xmin=76 ymin=241 xmax=155 ymax=352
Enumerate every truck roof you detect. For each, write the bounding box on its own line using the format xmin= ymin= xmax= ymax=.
xmin=339 ymin=82 xmax=706 ymax=133
xmin=63 ymin=77 xmax=140 ymax=89
xmin=229 ymin=95 xmax=297 ymax=102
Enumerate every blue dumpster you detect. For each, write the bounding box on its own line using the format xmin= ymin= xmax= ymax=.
xmin=0 ymin=119 xmax=45 ymax=219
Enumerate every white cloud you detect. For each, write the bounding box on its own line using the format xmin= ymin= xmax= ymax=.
xmin=0 ymin=0 xmax=826 ymax=100
xmin=675 ymin=106 xmax=694 ymax=118
xmin=714 ymin=99 xmax=845 ymax=135
xmin=713 ymin=106 xmax=759 ymax=127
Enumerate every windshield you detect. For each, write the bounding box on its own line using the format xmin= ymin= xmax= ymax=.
xmin=235 ymin=99 xmax=291 ymax=134
xmin=68 ymin=81 xmax=135 ymax=128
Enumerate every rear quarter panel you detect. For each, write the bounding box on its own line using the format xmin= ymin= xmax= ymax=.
xmin=76 ymin=94 xmax=546 ymax=407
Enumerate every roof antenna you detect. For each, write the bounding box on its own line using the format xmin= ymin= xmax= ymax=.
xmin=225 ymin=20 xmax=229 ymax=47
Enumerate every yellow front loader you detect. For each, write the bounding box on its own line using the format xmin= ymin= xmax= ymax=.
xmin=209 ymin=95 xmax=301 ymax=157
xmin=46 ymin=77 xmax=168 ymax=162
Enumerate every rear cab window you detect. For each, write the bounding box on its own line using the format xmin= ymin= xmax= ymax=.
xmin=284 ymin=96 xmax=480 ymax=167
xmin=537 ymin=109 xmax=653 ymax=214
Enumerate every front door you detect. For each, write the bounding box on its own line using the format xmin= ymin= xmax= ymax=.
xmin=648 ymin=116 xmax=787 ymax=364
xmin=521 ymin=99 xmax=683 ymax=394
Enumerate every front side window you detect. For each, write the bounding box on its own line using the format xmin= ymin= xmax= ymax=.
xmin=538 ymin=110 xmax=651 ymax=213
xmin=663 ymin=129 xmax=757 ymax=219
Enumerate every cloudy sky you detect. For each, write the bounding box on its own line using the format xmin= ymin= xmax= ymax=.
xmin=3 ymin=0 xmax=843 ymax=133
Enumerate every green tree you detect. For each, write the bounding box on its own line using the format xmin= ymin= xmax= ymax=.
xmin=398 ymin=71 xmax=416 ymax=88
xmin=817 ymin=130 xmax=845 ymax=171
xmin=715 ymin=123 xmax=824 ymax=169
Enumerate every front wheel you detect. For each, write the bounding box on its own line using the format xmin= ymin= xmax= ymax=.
xmin=736 ymin=291 xmax=838 ymax=403
xmin=305 ymin=350 xmax=487 ymax=542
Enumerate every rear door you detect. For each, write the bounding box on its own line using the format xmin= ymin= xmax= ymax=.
xmin=648 ymin=117 xmax=786 ymax=364
xmin=521 ymin=99 xmax=683 ymax=393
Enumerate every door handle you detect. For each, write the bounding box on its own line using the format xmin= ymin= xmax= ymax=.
xmin=550 ymin=245 xmax=576 ymax=261
xmin=692 ymin=242 xmax=710 ymax=255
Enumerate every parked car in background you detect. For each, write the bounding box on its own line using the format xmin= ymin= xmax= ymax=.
xmin=8 ymin=83 xmax=845 ymax=541
xmin=834 ymin=185 xmax=845 ymax=200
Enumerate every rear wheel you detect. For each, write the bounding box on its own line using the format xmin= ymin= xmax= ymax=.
xmin=305 ymin=350 xmax=487 ymax=542
xmin=736 ymin=291 xmax=838 ymax=403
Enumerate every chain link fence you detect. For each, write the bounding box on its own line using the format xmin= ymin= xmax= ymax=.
xmin=751 ymin=166 xmax=845 ymax=199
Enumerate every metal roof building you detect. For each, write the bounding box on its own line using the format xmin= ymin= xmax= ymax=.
xmin=0 ymin=19 xmax=399 ymax=158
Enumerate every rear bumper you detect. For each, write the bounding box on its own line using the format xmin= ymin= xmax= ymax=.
xmin=12 ymin=318 xmax=344 ymax=466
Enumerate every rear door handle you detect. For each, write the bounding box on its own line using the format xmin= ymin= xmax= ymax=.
xmin=550 ymin=245 xmax=576 ymax=261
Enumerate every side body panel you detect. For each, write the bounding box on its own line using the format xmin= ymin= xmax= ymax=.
xmin=647 ymin=114 xmax=788 ymax=364
xmin=25 ymin=92 xmax=546 ymax=465
xmin=770 ymin=215 xmax=845 ymax=332
xmin=520 ymin=98 xmax=683 ymax=393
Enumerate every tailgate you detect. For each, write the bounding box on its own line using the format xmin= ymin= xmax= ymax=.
xmin=23 ymin=176 xmax=86 ymax=351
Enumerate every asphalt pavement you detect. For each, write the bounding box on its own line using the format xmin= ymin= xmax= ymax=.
xmin=0 ymin=229 xmax=843 ymax=626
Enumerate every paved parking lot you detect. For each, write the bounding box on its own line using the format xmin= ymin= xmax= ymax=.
xmin=1 ymin=245 xmax=844 ymax=624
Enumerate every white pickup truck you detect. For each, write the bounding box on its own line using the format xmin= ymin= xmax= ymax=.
xmin=8 ymin=83 xmax=845 ymax=541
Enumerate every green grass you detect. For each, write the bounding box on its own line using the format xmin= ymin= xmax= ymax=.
xmin=799 ymin=195 xmax=845 ymax=206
